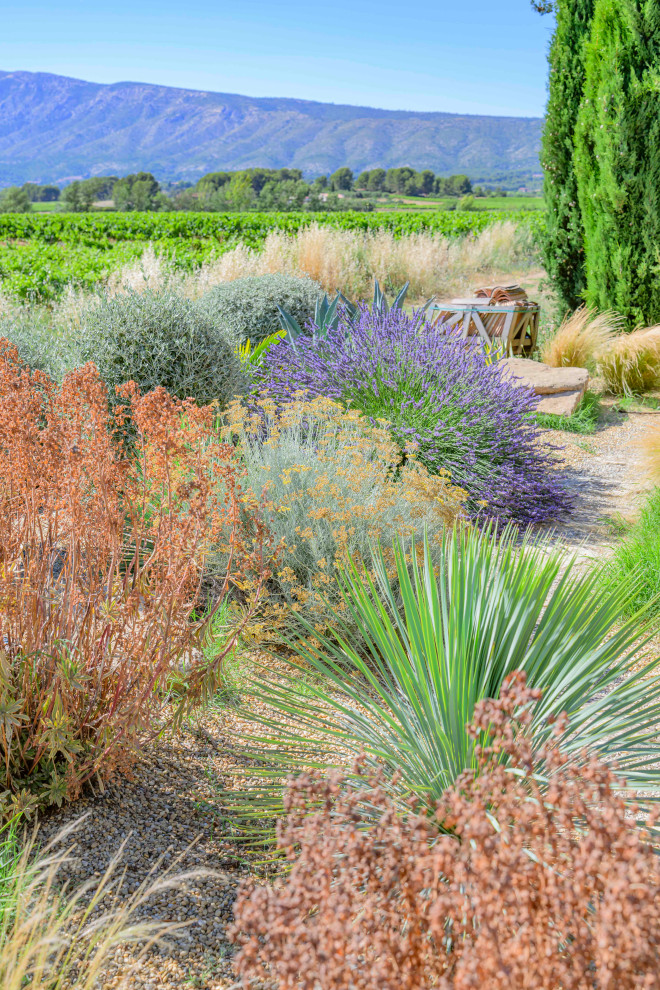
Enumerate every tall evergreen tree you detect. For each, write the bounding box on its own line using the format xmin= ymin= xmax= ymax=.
xmin=540 ymin=0 xmax=595 ymax=314
xmin=574 ymin=0 xmax=660 ymax=326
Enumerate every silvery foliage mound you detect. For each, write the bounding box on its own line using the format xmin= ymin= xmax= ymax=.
xmin=78 ymin=289 xmax=246 ymax=407
xmin=0 ymin=308 xmax=77 ymax=382
xmin=197 ymin=273 xmax=323 ymax=345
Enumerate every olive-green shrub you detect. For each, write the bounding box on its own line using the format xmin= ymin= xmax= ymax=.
xmin=78 ymin=289 xmax=245 ymax=406
xmin=197 ymin=273 xmax=322 ymax=344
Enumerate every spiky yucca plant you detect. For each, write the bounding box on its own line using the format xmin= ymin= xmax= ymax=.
xmin=226 ymin=525 xmax=660 ymax=834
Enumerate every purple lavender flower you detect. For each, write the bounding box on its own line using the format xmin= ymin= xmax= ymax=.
xmin=255 ymin=306 xmax=571 ymax=524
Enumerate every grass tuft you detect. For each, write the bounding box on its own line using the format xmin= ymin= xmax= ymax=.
xmin=602 ymin=487 xmax=660 ymax=618
xmin=0 ymin=820 xmax=193 ymax=990
xmin=541 ymin=306 xmax=623 ymax=369
xmin=536 ymin=390 xmax=602 ymax=435
xmin=597 ymin=326 xmax=660 ymax=395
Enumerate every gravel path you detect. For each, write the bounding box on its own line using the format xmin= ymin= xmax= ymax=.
xmin=538 ymin=404 xmax=659 ymax=561
xmin=36 ymin=710 xmax=267 ymax=989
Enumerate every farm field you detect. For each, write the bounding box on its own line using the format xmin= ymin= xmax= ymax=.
xmin=28 ymin=195 xmax=544 ymax=214
xmin=371 ymin=195 xmax=544 ymax=211
xmin=0 ymin=207 xmax=547 ymax=241
xmin=28 ymin=200 xmax=66 ymax=212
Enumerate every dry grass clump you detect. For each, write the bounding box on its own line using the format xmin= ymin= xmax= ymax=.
xmin=1 ymin=821 xmax=191 ymax=990
xmin=0 ymin=340 xmax=273 ymax=819
xmin=106 ymin=245 xmax=173 ymax=296
xmin=217 ymin=395 xmax=467 ymax=641
xmin=596 ymin=325 xmax=660 ymax=395
xmin=645 ymin=424 xmax=660 ymax=483
xmin=541 ymin=305 xmax=660 ymax=395
xmin=541 ymin=305 xmax=623 ymax=368
xmin=230 ymin=672 xmax=660 ymax=990
xmin=103 ymin=222 xmax=535 ymax=303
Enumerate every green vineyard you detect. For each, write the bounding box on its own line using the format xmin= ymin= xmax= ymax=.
xmin=0 ymin=209 xmax=546 ymax=300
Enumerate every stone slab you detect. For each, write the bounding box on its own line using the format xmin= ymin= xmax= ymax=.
xmin=500 ymin=357 xmax=589 ymax=395
xmin=536 ymin=389 xmax=585 ymax=417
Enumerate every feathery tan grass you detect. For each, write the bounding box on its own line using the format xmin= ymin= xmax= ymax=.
xmin=541 ymin=306 xmax=623 ymax=368
xmin=597 ymin=325 xmax=660 ymax=395
xmin=102 ymin=221 xmax=536 ymax=304
xmin=1 ymin=819 xmax=194 ymax=990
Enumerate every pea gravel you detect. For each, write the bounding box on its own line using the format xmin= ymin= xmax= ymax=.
xmin=537 ymin=403 xmax=659 ymax=557
xmin=35 ymin=708 xmax=270 ymax=990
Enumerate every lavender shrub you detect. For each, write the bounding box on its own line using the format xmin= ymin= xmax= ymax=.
xmin=256 ymin=307 xmax=570 ymax=523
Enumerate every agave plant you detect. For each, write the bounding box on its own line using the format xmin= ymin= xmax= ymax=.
xmin=277 ymin=291 xmax=356 ymax=349
xmin=277 ymin=280 xmax=434 ymax=350
xmin=371 ymin=278 xmax=410 ymax=315
xmin=225 ymin=525 xmax=660 ymax=835
xmin=370 ymin=278 xmax=435 ymax=319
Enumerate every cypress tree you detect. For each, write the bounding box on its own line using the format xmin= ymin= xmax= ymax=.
xmin=575 ymin=0 xmax=660 ymax=326
xmin=541 ymin=0 xmax=595 ymax=314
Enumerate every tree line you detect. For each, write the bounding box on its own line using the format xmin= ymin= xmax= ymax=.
xmin=0 ymin=165 xmax=503 ymax=215
xmin=354 ymin=167 xmax=478 ymax=196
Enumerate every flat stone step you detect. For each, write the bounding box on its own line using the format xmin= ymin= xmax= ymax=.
xmin=500 ymin=358 xmax=589 ymax=396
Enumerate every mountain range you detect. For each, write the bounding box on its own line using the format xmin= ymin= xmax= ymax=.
xmin=0 ymin=70 xmax=543 ymax=187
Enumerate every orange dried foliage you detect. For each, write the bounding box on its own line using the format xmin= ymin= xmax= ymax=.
xmin=0 ymin=340 xmax=273 ymax=817
xmin=231 ymin=673 xmax=660 ymax=989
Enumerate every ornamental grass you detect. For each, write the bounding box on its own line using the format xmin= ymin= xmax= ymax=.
xmin=103 ymin=221 xmax=534 ymax=302
xmin=596 ymin=325 xmax=660 ymax=395
xmin=0 ymin=820 xmax=193 ymax=990
xmin=0 ymin=340 xmax=273 ymax=819
xmin=540 ymin=305 xmax=623 ymax=369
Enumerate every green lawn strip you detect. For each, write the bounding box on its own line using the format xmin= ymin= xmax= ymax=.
xmin=602 ymin=487 xmax=660 ymax=619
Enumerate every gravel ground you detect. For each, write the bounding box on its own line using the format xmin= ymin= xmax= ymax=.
xmin=537 ymin=401 xmax=660 ymax=560
xmin=35 ymin=707 xmax=272 ymax=990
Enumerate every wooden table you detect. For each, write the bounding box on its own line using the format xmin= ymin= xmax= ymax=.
xmin=430 ymin=297 xmax=540 ymax=356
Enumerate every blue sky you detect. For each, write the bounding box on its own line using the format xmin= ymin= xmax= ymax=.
xmin=3 ymin=1 xmax=554 ymax=117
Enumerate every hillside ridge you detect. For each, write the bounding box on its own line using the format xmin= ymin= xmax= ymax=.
xmin=0 ymin=70 xmax=543 ymax=185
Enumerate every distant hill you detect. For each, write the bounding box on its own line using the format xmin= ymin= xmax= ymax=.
xmin=0 ymin=70 xmax=543 ymax=187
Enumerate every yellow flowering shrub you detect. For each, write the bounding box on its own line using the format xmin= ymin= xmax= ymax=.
xmin=216 ymin=394 xmax=467 ymax=641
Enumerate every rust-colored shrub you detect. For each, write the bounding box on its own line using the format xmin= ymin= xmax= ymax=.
xmin=230 ymin=673 xmax=660 ymax=989
xmin=0 ymin=340 xmax=272 ymax=818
